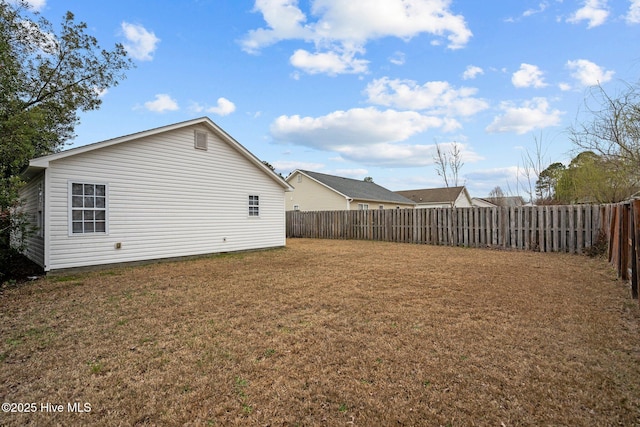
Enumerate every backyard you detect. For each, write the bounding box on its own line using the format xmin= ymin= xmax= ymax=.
xmin=1 ymin=238 xmax=639 ymax=426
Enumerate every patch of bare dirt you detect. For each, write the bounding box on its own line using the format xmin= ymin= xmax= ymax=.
xmin=1 ymin=239 xmax=639 ymax=426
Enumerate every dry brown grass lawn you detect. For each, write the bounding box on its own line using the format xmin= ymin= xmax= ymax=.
xmin=1 ymin=238 xmax=640 ymax=426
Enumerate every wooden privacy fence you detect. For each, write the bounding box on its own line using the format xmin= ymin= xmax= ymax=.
xmin=603 ymin=200 xmax=640 ymax=299
xmin=287 ymin=205 xmax=603 ymax=254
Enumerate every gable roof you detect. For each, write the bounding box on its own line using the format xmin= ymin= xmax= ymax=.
xmin=477 ymin=196 xmax=526 ymax=207
xmin=395 ymin=186 xmax=469 ymax=205
xmin=289 ymin=170 xmax=415 ymax=205
xmin=22 ymin=117 xmax=292 ymax=191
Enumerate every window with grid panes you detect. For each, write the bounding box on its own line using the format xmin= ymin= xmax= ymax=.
xmin=70 ymin=183 xmax=107 ymax=234
xmin=249 ymin=195 xmax=259 ymax=216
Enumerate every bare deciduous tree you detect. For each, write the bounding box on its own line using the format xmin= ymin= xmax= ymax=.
xmin=519 ymin=133 xmax=552 ymax=204
xmin=570 ymin=82 xmax=640 ymax=169
xmin=433 ymin=142 xmax=464 ymax=187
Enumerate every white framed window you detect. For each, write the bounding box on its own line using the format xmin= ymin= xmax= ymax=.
xmin=293 ymin=204 xmax=300 ymax=211
xmin=297 ymin=174 xmax=302 ymax=183
xmin=379 ymin=205 xmax=384 ymax=210
xmin=358 ymin=203 xmax=369 ymax=210
xmin=69 ymin=182 xmax=108 ymax=235
xmin=249 ymin=195 xmax=260 ymax=217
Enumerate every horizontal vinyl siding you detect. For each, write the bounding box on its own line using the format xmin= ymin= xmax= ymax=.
xmin=455 ymin=193 xmax=473 ymax=207
xmin=17 ymin=173 xmax=45 ymax=267
xmin=350 ymin=199 xmax=415 ymax=210
xmin=46 ymin=125 xmax=285 ymax=270
xmin=286 ymin=172 xmax=347 ymax=211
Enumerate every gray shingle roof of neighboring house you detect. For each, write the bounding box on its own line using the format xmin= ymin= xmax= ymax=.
xmin=395 ymin=186 xmax=468 ymax=205
xmin=298 ymin=170 xmax=415 ymax=205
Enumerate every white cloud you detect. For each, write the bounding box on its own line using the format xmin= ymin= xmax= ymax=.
xmin=364 ymin=77 xmax=489 ymax=117
xmin=290 ymin=48 xmax=369 ymax=75
xmin=566 ymin=59 xmax=614 ymax=86
xmin=15 ymin=0 xmax=46 ymax=11
xmin=486 ymin=98 xmax=563 ymax=135
xmin=337 ymin=143 xmax=437 ymax=166
xmin=465 ymin=166 xmax=524 ymax=196
xmin=271 ymin=107 xmax=441 ymax=147
xmin=144 ymin=94 xmax=179 ymax=113
xmin=272 ymin=160 xmax=326 ymax=173
xmin=523 ymin=2 xmax=549 ymax=17
xmin=269 ymin=107 xmax=483 ymax=166
xmin=241 ymin=0 xmax=313 ymax=53
xmin=94 ymin=87 xmax=108 ymax=98
xmin=242 ymin=0 xmax=472 ymax=75
xmin=466 ymin=166 xmax=521 ymax=182
xmin=208 ymin=98 xmax=236 ymax=116
xmin=309 ymin=0 xmax=472 ymax=49
xmin=334 ymin=141 xmax=481 ymax=167
xmin=558 ymin=82 xmax=572 ymax=91
xmin=512 ymin=63 xmax=547 ymax=88
xmin=627 ymin=0 xmax=640 ymax=24
xmin=17 ymin=19 xmax=58 ymax=54
xmin=505 ymin=2 xmax=549 ymax=22
xmin=462 ymin=65 xmax=483 ymax=80
xmin=389 ymin=51 xmax=406 ymax=66
xmin=567 ymin=0 xmax=609 ymax=28
xmin=121 ymin=22 xmax=160 ymax=61
xmin=334 ymin=168 xmax=370 ymax=178
xmin=190 ymin=98 xmax=236 ymax=115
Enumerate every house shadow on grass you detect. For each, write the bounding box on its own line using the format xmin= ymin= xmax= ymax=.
xmin=1 ymin=251 xmax=43 ymax=286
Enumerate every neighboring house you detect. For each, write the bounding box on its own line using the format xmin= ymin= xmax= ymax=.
xmin=473 ymin=196 xmax=526 ymax=207
xmin=18 ymin=117 xmax=293 ymax=272
xmin=395 ymin=186 xmax=473 ymax=208
xmin=285 ymin=170 xmax=415 ymax=211
xmin=471 ymin=197 xmax=497 ymax=208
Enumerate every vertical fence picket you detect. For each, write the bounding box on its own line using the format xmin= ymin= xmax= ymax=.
xmin=621 ymin=204 xmax=630 ymax=281
xmin=576 ymin=206 xmax=584 ymax=254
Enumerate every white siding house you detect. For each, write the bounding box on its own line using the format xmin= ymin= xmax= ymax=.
xmin=18 ymin=117 xmax=293 ymax=272
xmin=285 ymin=170 xmax=415 ymax=211
xmin=395 ymin=186 xmax=473 ymax=208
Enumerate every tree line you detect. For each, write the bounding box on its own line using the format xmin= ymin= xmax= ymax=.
xmin=535 ymin=83 xmax=640 ymax=205
xmin=433 ymin=82 xmax=640 ymax=206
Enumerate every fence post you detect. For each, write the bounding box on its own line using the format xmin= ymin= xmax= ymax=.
xmin=632 ymin=200 xmax=640 ymax=301
xmin=621 ymin=204 xmax=630 ymax=281
xmin=630 ymin=201 xmax=638 ymax=299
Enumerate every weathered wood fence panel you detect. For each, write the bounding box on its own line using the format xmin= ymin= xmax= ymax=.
xmin=603 ymin=200 xmax=640 ymax=301
xmin=287 ymin=205 xmax=602 ymax=254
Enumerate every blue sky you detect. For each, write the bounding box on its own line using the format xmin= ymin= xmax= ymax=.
xmin=24 ymin=0 xmax=640 ymax=198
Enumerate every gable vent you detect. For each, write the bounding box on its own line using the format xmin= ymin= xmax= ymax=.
xmin=194 ymin=131 xmax=208 ymax=150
